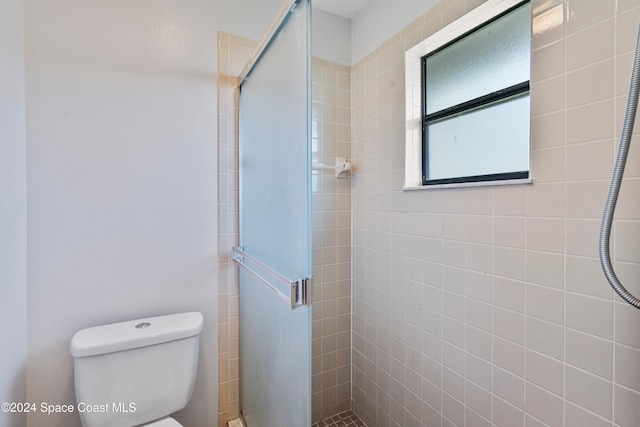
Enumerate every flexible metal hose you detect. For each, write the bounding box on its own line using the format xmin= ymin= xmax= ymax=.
xmin=599 ymin=22 xmax=640 ymax=309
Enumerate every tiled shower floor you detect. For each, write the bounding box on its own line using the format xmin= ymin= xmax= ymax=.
xmin=312 ymin=410 xmax=366 ymax=427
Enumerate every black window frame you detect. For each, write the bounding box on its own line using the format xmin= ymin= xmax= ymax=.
xmin=421 ymin=0 xmax=531 ymax=186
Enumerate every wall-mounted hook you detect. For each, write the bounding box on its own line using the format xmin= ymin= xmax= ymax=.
xmin=335 ymin=157 xmax=351 ymax=178
xmin=312 ymin=158 xmax=352 ymax=178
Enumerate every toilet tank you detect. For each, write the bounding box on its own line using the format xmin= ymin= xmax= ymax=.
xmin=70 ymin=312 xmax=203 ymax=427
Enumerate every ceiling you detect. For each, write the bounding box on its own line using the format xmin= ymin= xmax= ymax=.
xmin=313 ymin=0 xmax=372 ymax=19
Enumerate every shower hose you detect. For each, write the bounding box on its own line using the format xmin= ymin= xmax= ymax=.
xmin=599 ymin=22 xmax=640 ymax=309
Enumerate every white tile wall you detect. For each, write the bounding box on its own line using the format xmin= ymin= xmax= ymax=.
xmin=351 ymin=1 xmax=640 ymax=426
xmin=219 ymin=1 xmax=640 ymax=425
xmin=313 ymin=56 xmax=354 ymax=423
xmin=218 ymin=32 xmax=255 ymax=426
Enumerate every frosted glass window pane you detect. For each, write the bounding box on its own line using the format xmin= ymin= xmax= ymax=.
xmin=425 ymin=3 xmax=531 ymax=114
xmin=426 ymin=93 xmax=530 ymax=180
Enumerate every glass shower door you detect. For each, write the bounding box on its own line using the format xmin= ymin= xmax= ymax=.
xmin=234 ymin=0 xmax=312 ymax=426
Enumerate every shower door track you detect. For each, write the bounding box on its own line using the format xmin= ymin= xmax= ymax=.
xmin=237 ymin=0 xmax=301 ymax=86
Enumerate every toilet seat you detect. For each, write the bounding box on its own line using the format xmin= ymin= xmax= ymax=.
xmin=138 ymin=416 xmax=183 ymax=427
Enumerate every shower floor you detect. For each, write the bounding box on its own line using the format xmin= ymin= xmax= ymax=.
xmin=312 ymin=410 xmax=366 ymax=427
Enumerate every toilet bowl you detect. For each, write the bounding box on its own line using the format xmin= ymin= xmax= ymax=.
xmin=70 ymin=312 xmax=203 ymax=427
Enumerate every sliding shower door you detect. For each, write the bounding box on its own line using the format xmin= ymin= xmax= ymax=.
xmin=235 ymin=0 xmax=312 ymax=426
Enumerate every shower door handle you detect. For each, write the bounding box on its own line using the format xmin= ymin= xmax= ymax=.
xmin=232 ymin=246 xmax=312 ymax=309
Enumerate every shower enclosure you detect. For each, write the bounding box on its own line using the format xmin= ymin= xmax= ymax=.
xmin=232 ymin=0 xmax=313 ymax=425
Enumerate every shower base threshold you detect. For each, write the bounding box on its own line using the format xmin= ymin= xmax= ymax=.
xmin=229 ymin=409 xmax=365 ymax=427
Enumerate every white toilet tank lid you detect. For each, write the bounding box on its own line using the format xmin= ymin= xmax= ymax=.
xmin=70 ymin=312 xmax=203 ymax=358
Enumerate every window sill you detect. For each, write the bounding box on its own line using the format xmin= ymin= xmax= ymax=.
xmin=403 ymin=177 xmax=533 ymax=191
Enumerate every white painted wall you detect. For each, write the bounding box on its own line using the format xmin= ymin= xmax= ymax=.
xmin=351 ymin=0 xmax=440 ymax=63
xmin=215 ymin=0 xmax=285 ymax=38
xmin=313 ymin=7 xmax=352 ymax=65
xmin=23 ymin=0 xmax=281 ymax=425
xmin=0 ymin=0 xmax=27 ymax=426
xmin=24 ymin=0 xmax=219 ymax=424
xmin=6 ymin=1 xmax=347 ymax=426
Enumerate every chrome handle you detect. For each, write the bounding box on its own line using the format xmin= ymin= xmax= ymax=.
xmin=231 ymin=247 xmax=312 ymax=309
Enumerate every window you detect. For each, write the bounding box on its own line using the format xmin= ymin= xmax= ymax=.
xmin=405 ymin=0 xmax=531 ymax=188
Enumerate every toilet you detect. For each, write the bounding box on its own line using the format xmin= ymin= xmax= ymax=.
xmin=70 ymin=312 xmax=203 ymax=427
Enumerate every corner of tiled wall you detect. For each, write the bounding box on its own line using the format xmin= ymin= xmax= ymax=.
xmin=217 ymin=31 xmax=257 ymax=426
xmin=311 ymin=57 xmax=353 ymax=423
